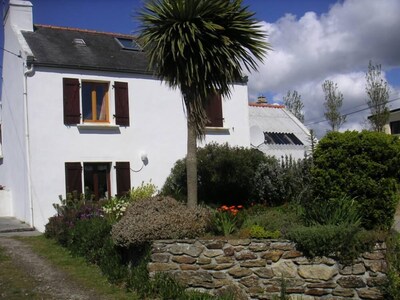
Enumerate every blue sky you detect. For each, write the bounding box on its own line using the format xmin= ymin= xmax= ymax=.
xmin=1 ymin=0 xmax=400 ymax=135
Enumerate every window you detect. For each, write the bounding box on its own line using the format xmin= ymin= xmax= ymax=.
xmin=115 ymin=37 xmax=142 ymax=51
xmin=63 ymin=78 xmax=130 ymax=126
xmin=205 ymin=92 xmax=223 ymax=127
xmin=65 ymin=161 xmax=131 ymax=200
xmin=82 ymin=82 xmax=109 ymax=122
xmin=84 ymin=163 xmax=111 ymax=200
xmin=390 ymin=121 xmax=400 ymax=134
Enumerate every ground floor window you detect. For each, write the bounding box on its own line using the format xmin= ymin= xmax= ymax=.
xmin=83 ymin=163 xmax=111 ymax=200
xmin=65 ymin=161 xmax=131 ymax=199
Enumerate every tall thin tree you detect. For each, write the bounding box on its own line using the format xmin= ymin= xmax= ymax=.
xmin=283 ymin=90 xmax=304 ymax=123
xmin=322 ymin=80 xmax=346 ymax=131
xmin=139 ymin=0 xmax=270 ymax=207
xmin=366 ymin=61 xmax=390 ymax=132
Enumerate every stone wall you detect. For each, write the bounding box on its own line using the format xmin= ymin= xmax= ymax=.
xmin=148 ymin=239 xmax=387 ymax=300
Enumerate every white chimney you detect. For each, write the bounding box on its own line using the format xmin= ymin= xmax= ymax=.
xmin=3 ymin=0 xmax=33 ymax=32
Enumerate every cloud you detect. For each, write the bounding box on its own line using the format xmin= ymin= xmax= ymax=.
xmin=246 ymin=0 xmax=400 ymax=137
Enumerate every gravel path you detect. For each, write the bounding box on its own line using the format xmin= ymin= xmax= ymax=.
xmin=0 ymin=237 xmax=107 ymax=300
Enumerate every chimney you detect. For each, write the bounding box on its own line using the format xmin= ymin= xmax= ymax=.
xmin=3 ymin=0 xmax=33 ymax=32
xmin=256 ymin=95 xmax=267 ymax=104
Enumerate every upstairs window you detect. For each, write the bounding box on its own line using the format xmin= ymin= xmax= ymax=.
xmin=82 ymin=82 xmax=109 ymax=122
xmin=63 ymin=78 xmax=130 ymax=126
xmin=390 ymin=121 xmax=400 ymax=135
xmin=205 ymin=92 xmax=223 ymax=127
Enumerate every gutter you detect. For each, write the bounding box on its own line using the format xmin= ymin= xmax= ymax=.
xmin=23 ymin=56 xmax=35 ymax=229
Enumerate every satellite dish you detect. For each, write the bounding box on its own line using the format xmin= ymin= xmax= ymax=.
xmin=250 ymin=125 xmax=264 ymax=147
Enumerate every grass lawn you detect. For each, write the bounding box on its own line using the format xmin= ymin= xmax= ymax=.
xmin=14 ymin=236 xmax=137 ymax=300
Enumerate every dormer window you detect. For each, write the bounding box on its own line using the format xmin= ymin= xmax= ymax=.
xmin=115 ymin=37 xmax=141 ymax=51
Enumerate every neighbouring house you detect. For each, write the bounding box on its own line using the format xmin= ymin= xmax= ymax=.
xmin=384 ymin=108 xmax=400 ymax=135
xmin=0 ymin=0 xmax=250 ymax=231
xmin=248 ymin=96 xmax=312 ymax=160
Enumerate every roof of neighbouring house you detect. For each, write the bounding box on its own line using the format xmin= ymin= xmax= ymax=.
xmin=22 ymin=24 xmax=151 ymax=74
xmin=248 ymin=102 xmax=311 ymax=146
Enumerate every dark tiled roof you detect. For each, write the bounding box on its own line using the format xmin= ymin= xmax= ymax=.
xmin=22 ymin=25 xmax=151 ymax=74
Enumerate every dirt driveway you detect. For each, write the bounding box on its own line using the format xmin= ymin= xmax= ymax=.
xmin=0 ymin=235 xmax=107 ymax=300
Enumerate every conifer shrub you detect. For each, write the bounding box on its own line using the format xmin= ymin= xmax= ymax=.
xmin=162 ymin=143 xmax=272 ymax=205
xmin=312 ymin=130 xmax=400 ymax=229
xmin=111 ymin=196 xmax=211 ymax=247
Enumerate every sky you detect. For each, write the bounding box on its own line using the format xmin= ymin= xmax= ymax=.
xmin=1 ymin=0 xmax=400 ymax=137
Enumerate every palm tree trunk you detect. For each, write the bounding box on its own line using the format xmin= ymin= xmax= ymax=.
xmin=186 ymin=119 xmax=198 ymax=208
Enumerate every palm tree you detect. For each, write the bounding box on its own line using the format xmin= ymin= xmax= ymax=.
xmin=139 ymin=0 xmax=270 ymax=207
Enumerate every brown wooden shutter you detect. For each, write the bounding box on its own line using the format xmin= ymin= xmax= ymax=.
xmin=114 ymin=82 xmax=130 ymax=126
xmin=205 ymin=92 xmax=223 ymax=127
xmin=65 ymin=162 xmax=82 ymax=194
xmin=63 ymin=78 xmax=80 ymax=125
xmin=115 ymin=161 xmax=131 ymax=196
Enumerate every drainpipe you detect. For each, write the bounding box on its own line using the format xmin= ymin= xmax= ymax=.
xmin=23 ymin=56 xmax=35 ymax=229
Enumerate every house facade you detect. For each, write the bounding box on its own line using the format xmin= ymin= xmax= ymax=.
xmin=248 ymin=97 xmax=312 ymax=160
xmin=384 ymin=108 xmax=400 ymax=135
xmin=0 ymin=1 xmax=250 ymax=231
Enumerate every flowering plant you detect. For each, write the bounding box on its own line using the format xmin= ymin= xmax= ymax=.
xmin=213 ymin=205 xmax=244 ymax=236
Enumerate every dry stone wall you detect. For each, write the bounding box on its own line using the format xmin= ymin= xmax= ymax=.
xmin=148 ymin=239 xmax=387 ymax=300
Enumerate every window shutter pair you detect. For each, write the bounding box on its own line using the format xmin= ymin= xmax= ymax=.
xmin=63 ymin=79 xmax=129 ymax=126
xmin=65 ymin=162 xmax=131 ymax=196
xmin=205 ymin=92 xmax=223 ymax=127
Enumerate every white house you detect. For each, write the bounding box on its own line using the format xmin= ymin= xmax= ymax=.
xmin=0 ymin=0 xmax=250 ymax=231
xmin=249 ymin=97 xmax=312 ymax=160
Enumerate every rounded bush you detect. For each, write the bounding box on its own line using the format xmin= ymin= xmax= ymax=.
xmin=312 ymin=130 xmax=400 ymax=229
xmin=111 ymin=196 xmax=211 ymax=247
xmin=162 ymin=143 xmax=272 ymax=205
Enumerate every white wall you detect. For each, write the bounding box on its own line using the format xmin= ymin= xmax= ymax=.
xmin=25 ymin=68 xmax=250 ymax=231
xmin=0 ymin=4 xmax=32 ymax=223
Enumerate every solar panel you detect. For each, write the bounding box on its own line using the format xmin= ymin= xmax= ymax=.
xmin=263 ymin=132 xmax=303 ymax=145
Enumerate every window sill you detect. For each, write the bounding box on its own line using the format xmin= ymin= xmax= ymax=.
xmin=205 ymin=127 xmax=230 ymax=134
xmin=77 ymin=123 xmax=120 ymax=130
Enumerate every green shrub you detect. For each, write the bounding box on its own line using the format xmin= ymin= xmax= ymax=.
xmin=302 ymin=195 xmax=362 ymax=227
xmin=385 ymin=232 xmax=400 ymax=299
xmin=312 ymin=131 xmax=400 ymax=229
xmin=162 ymin=143 xmax=272 ymax=205
xmin=45 ymin=194 xmax=104 ymax=246
xmin=103 ymin=181 xmax=158 ymax=223
xmin=252 ymin=156 xmax=313 ymax=206
xmin=111 ymin=196 xmax=211 ymax=247
xmin=241 ymin=204 xmax=303 ymax=236
xmin=249 ymin=225 xmax=280 ymax=239
xmin=287 ymin=224 xmax=372 ymax=262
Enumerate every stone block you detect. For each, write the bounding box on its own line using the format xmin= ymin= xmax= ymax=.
xmin=223 ymin=246 xmax=235 ymax=256
xmin=240 ymin=259 xmax=267 ymax=268
xmin=197 ymin=256 xmax=212 ymax=265
xmin=298 ymin=265 xmax=338 ymax=281
xmin=204 ymin=240 xmax=225 ymax=249
xmin=235 ymin=251 xmax=257 ymax=260
xmin=306 ymin=281 xmax=337 ymax=289
xmin=261 ymin=250 xmax=284 ymax=262
xmin=337 ymin=276 xmax=366 ymax=288
xmin=172 ymin=255 xmax=197 ymax=264
xmin=254 ymin=267 xmax=274 ymax=279
xmin=239 ymin=275 xmax=261 ymax=287
xmin=367 ymin=276 xmax=388 ymax=287
xmin=272 ymin=260 xmax=298 ymax=278
xmin=151 ymin=253 xmax=170 ymax=263
xmin=228 ymin=239 xmax=251 ymax=246
xmin=180 ymin=264 xmax=199 ymax=271
xmin=332 ymin=287 xmax=355 ymax=297
xmin=364 ymin=260 xmax=387 ymax=273
xmin=357 ymin=287 xmax=384 ymax=299
xmin=304 ymin=288 xmax=329 ymax=296
xmin=204 ymin=249 xmax=223 ymax=258
xmin=215 ymin=256 xmax=234 ymax=264
xmin=282 ymin=250 xmax=303 ymax=259
xmin=228 ymin=267 xmax=253 ymax=278
xmin=270 ymin=242 xmax=295 ymax=251
xmin=363 ymin=251 xmax=385 ymax=260
xmin=249 ymin=242 xmax=269 ymax=252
